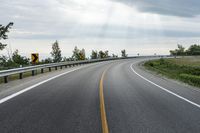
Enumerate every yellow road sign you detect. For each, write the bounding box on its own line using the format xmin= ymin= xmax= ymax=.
xmin=31 ymin=53 xmax=39 ymax=64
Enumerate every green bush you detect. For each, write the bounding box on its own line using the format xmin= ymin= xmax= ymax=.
xmin=144 ymin=58 xmax=200 ymax=87
xmin=149 ymin=62 xmax=154 ymax=67
xmin=179 ymin=74 xmax=200 ymax=86
xmin=159 ymin=58 xmax=165 ymax=65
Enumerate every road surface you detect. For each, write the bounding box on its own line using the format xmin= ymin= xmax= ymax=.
xmin=0 ymin=58 xmax=200 ymax=133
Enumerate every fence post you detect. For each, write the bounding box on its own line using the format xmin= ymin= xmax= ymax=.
xmin=19 ymin=73 xmax=23 ymax=79
xmin=41 ymin=68 xmax=44 ymax=73
xmin=4 ymin=76 xmax=8 ymax=83
xmin=32 ymin=70 xmax=35 ymax=76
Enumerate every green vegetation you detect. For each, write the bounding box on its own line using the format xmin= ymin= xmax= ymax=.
xmin=170 ymin=44 xmax=200 ymax=56
xmin=121 ymin=49 xmax=128 ymax=58
xmin=0 ymin=22 xmax=30 ymax=70
xmin=1 ymin=22 xmax=128 ymax=71
xmin=72 ymin=46 xmax=86 ymax=60
xmin=91 ymin=50 xmax=98 ymax=59
xmin=0 ymin=22 xmax=127 ymax=83
xmin=144 ymin=57 xmax=200 ymax=87
xmin=51 ymin=40 xmax=62 ymax=62
xmin=0 ymin=22 xmax=14 ymax=50
xmin=112 ymin=54 xmax=118 ymax=58
xmin=98 ymin=50 xmax=109 ymax=59
xmin=0 ymin=49 xmax=30 ymax=70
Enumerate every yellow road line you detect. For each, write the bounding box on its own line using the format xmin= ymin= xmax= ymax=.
xmin=100 ymin=68 xmax=109 ymax=133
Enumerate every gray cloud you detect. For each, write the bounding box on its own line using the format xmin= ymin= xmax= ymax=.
xmin=113 ymin=0 xmax=200 ymax=17
xmin=1 ymin=0 xmax=200 ymax=41
xmin=10 ymin=25 xmax=200 ymax=39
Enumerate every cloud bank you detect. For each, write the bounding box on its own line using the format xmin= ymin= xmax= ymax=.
xmin=113 ymin=0 xmax=200 ymax=17
xmin=0 ymin=0 xmax=200 ymax=56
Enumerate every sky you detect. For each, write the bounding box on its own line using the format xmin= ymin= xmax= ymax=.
xmin=0 ymin=0 xmax=200 ymax=59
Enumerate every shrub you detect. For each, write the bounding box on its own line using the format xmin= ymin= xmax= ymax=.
xmin=179 ymin=74 xmax=200 ymax=86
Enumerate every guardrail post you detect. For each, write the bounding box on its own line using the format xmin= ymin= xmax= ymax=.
xmin=19 ymin=73 xmax=23 ymax=79
xmin=49 ymin=67 xmax=51 ymax=72
xmin=60 ymin=66 xmax=62 ymax=69
xmin=32 ymin=70 xmax=35 ymax=76
xmin=4 ymin=76 xmax=8 ymax=83
xmin=55 ymin=66 xmax=58 ymax=70
xmin=41 ymin=68 xmax=44 ymax=73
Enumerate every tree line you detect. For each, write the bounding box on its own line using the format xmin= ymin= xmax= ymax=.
xmin=43 ymin=40 xmax=128 ymax=63
xmin=170 ymin=44 xmax=200 ymax=56
xmin=0 ymin=22 xmax=128 ymax=69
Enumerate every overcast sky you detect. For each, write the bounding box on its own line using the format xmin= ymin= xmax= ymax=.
xmin=1 ymin=0 xmax=200 ymax=59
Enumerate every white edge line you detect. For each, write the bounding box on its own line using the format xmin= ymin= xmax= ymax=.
xmin=130 ymin=63 xmax=200 ymax=109
xmin=0 ymin=67 xmax=85 ymax=104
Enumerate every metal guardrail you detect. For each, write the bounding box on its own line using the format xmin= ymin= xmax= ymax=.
xmin=0 ymin=55 xmax=170 ymax=83
xmin=0 ymin=58 xmax=120 ymax=83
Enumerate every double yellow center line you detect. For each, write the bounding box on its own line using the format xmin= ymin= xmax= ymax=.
xmin=99 ymin=68 xmax=110 ymax=133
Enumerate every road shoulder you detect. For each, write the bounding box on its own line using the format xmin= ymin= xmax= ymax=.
xmin=0 ymin=64 xmax=93 ymax=100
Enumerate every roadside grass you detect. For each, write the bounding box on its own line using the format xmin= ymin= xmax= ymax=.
xmin=144 ymin=56 xmax=200 ymax=88
xmin=166 ymin=56 xmax=200 ymax=67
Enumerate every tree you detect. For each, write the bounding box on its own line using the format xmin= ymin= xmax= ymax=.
xmin=12 ymin=49 xmax=30 ymax=65
xmin=72 ymin=46 xmax=80 ymax=61
xmin=112 ymin=54 xmax=118 ymax=58
xmin=91 ymin=50 xmax=98 ymax=59
xmin=187 ymin=44 xmax=200 ymax=55
xmin=98 ymin=51 xmax=104 ymax=59
xmin=63 ymin=57 xmax=74 ymax=61
xmin=105 ymin=50 xmax=109 ymax=58
xmin=170 ymin=49 xmax=178 ymax=56
xmin=62 ymin=57 xmax=68 ymax=62
xmin=177 ymin=44 xmax=185 ymax=55
xmin=98 ymin=50 xmax=109 ymax=59
xmin=72 ymin=46 xmax=86 ymax=60
xmin=0 ymin=49 xmax=29 ymax=69
xmin=0 ymin=55 xmax=8 ymax=69
xmin=79 ymin=49 xmax=86 ymax=60
xmin=51 ymin=40 xmax=62 ymax=62
xmin=121 ymin=49 xmax=128 ymax=57
xmin=41 ymin=58 xmax=53 ymax=64
xmin=170 ymin=44 xmax=185 ymax=56
xmin=0 ymin=22 xmax=14 ymax=50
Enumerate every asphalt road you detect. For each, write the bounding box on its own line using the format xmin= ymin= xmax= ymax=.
xmin=0 ymin=58 xmax=200 ymax=133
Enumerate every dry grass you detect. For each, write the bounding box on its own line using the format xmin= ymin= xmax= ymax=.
xmin=167 ymin=56 xmax=200 ymax=67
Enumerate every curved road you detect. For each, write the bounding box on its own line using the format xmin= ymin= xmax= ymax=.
xmin=0 ymin=58 xmax=200 ymax=133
